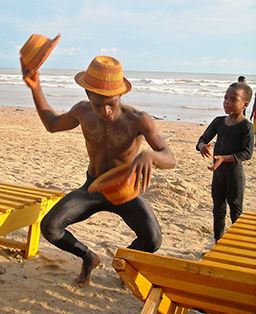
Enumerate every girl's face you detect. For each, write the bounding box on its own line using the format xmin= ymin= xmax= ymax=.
xmin=223 ymin=87 xmax=247 ymax=115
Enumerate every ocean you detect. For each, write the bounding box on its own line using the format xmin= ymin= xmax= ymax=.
xmin=0 ymin=68 xmax=255 ymax=123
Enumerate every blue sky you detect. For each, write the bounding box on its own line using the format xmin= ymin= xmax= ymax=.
xmin=0 ymin=0 xmax=255 ymax=74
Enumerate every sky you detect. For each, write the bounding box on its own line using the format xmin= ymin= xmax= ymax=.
xmin=0 ymin=0 xmax=255 ymax=74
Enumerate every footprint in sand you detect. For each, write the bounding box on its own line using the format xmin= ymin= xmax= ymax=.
xmin=43 ymin=264 xmax=61 ymax=271
xmin=0 ymin=266 xmax=6 ymax=275
xmin=101 ymin=241 xmax=115 ymax=258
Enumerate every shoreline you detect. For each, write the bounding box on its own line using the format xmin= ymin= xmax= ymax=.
xmin=0 ymin=106 xmax=255 ymax=313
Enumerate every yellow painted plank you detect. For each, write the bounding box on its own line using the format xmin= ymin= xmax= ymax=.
xmin=202 ymin=251 xmax=256 ymax=269
xmin=227 ymin=227 xmax=256 ymax=237
xmin=236 ymin=217 xmax=256 ymax=226
xmin=0 ymin=189 xmax=45 ymax=201
xmin=112 ymin=258 xmax=152 ymax=301
xmin=141 ymin=287 xmax=163 ymax=314
xmin=158 ymin=294 xmax=172 ymax=314
xmin=241 ymin=213 xmax=256 ymax=220
xmin=218 ymin=238 xmax=256 ymax=251
xmin=115 ymin=249 xmax=256 ymax=287
xmin=0 ymin=192 xmax=36 ymax=205
xmin=0 ymin=183 xmax=63 ymax=196
xmin=210 ymin=245 xmax=256 ymax=259
xmin=0 ymin=205 xmax=15 ymax=213
xmin=199 ymin=259 xmax=256 ymax=275
xmin=0 ymin=237 xmax=27 ymax=251
xmin=164 ymin=290 xmax=255 ymax=314
xmin=0 ymin=186 xmax=61 ymax=199
xmin=222 ymin=232 xmax=256 ymax=244
xmin=0 ymin=199 xmax=25 ymax=209
xmin=231 ymin=222 xmax=256 ymax=231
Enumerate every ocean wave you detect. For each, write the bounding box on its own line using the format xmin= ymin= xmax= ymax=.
xmin=182 ymin=105 xmax=222 ymax=111
xmin=1 ymin=72 xmax=255 ymax=99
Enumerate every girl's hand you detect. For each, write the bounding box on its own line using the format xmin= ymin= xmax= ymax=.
xmin=208 ymin=155 xmax=225 ymax=171
xmin=199 ymin=143 xmax=211 ymax=158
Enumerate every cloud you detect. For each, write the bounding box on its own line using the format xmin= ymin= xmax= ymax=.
xmin=54 ymin=47 xmax=85 ymax=56
xmin=100 ymin=47 xmax=119 ymax=55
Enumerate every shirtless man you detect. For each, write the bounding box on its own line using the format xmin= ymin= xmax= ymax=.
xmin=21 ymin=56 xmax=176 ymax=286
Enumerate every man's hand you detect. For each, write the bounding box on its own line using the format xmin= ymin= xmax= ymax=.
xmin=199 ymin=143 xmax=211 ymax=158
xmin=130 ymin=151 xmax=153 ymax=193
xmin=20 ymin=57 xmax=39 ymax=90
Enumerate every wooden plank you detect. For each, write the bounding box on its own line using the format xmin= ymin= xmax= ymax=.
xmin=112 ymin=258 xmax=152 ymax=301
xmin=0 ymin=189 xmax=45 ymax=201
xmin=0 ymin=205 xmax=15 ymax=213
xmin=222 ymin=232 xmax=256 ymax=244
xmin=232 ymin=222 xmax=256 ymax=231
xmin=236 ymin=217 xmax=256 ymax=226
xmin=141 ymin=287 xmax=163 ymax=314
xmin=218 ymin=238 xmax=256 ymax=251
xmin=0 ymin=199 xmax=25 ymax=209
xmin=211 ymin=245 xmax=256 ymax=259
xmin=198 ymin=259 xmax=256 ymax=275
xmin=202 ymin=251 xmax=256 ymax=269
xmin=164 ymin=290 xmax=255 ymax=314
xmin=115 ymin=249 xmax=256 ymax=286
xmin=0 ymin=183 xmax=63 ymax=196
xmin=225 ymin=227 xmax=256 ymax=238
xmin=139 ymin=271 xmax=256 ymax=306
xmin=0 ymin=192 xmax=36 ymax=206
xmin=0 ymin=237 xmax=27 ymax=251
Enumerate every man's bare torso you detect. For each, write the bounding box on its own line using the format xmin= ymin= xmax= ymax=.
xmin=73 ymin=101 xmax=144 ymax=177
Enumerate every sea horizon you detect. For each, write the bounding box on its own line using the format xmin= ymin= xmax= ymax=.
xmin=1 ymin=68 xmax=255 ymax=124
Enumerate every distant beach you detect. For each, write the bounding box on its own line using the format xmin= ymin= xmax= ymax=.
xmin=1 ymin=68 xmax=256 ymax=123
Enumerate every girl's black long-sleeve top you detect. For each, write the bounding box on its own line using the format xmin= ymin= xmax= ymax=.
xmin=196 ymin=116 xmax=254 ymax=163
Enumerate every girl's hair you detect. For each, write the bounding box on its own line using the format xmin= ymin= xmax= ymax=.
xmin=229 ymin=82 xmax=252 ymax=102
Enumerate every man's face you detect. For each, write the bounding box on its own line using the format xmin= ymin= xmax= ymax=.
xmin=223 ymin=87 xmax=247 ymax=115
xmin=87 ymin=91 xmax=121 ymax=122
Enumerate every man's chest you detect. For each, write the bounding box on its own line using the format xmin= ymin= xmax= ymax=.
xmin=82 ymin=120 xmax=139 ymax=149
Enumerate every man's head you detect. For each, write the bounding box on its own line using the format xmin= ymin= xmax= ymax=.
xmin=86 ymin=90 xmax=121 ymax=122
xmin=74 ymin=56 xmax=131 ymax=97
xmin=238 ymin=75 xmax=246 ymax=83
xmin=224 ymin=82 xmax=252 ymax=115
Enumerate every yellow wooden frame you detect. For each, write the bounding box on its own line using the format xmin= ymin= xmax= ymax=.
xmin=113 ymin=212 xmax=256 ymax=314
xmin=0 ymin=182 xmax=63 ymax=258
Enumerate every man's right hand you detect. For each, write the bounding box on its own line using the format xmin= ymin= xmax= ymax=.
xmin=20 ymin=57 xmax=39 ymax=90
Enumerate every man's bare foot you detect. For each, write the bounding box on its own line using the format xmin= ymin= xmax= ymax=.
xmin=75 ymin=250 xmax=100 ymax=287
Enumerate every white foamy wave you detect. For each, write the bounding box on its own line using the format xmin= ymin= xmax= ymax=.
xmin=1 ymin=70 xmax=255 ymax=100
xmin=132 ymin=85 xmax=224 ymax=98
xmin=182 ymin=105 xmax=222 ymax=111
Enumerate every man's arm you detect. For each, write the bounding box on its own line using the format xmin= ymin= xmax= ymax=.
xmin=131 ymin=112 xmax=175 ymax=192
xmin=22 ymin=70 xmax=79 ymax=133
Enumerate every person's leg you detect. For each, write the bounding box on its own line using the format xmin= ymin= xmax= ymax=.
xmin=41 ymin=178 xmax=107 ymax=285
xmin=113 ymin=197 xmax=162 ymax=253
xmin=211 ymin=169 xmax=227 ymax=242
xmin=226 ymin=164 xmax=245 ymax=224
xmin=41 ymin=187 xmax=103 ymax=257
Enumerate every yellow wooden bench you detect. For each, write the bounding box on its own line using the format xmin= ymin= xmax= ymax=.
xmin=112 ymin=212 xmax=256 ymax=314
xmin=0 ymin=182 xmax=63 ymax=258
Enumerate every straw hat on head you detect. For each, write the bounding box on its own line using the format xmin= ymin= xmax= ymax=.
xmin=20 ymin=34 xmax=61 ymax=77
xmin=74 ymin=56 xmax=132 ymax=97
xmin=88 ymin=163 xmax=140 ymax=205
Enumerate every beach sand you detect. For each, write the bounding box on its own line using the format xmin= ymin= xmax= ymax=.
xmin=0 ymin=106 xmax=255 ymax=313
